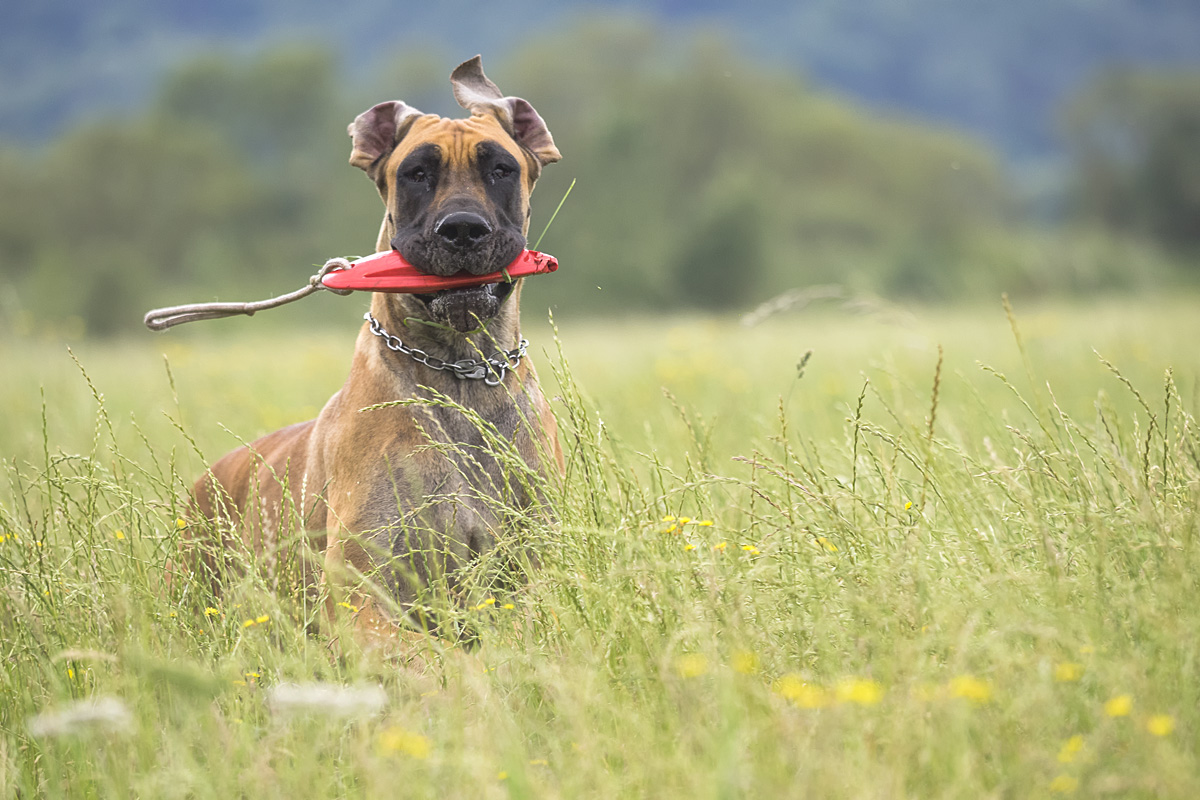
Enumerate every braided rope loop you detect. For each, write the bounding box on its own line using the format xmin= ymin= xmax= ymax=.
xmin=143 ymin=259 xmax=353 ymax=331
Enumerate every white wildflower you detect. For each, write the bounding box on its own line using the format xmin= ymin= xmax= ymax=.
xmin=28 ymin=696 xmax=133 ymax=738
xmin=52 ymin=649 xmax=118 ymax=663
xmin=267 ymin=683 xmax=387 ymax=718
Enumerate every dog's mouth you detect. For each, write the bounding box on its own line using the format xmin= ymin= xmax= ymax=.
xmin=414 ymin=280 xmax=516 ymax=333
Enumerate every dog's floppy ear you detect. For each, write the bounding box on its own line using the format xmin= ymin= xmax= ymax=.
xmin=451 ymin=55 xmax=562 ymax=166
xmin=348 ymin=101 xmax=424 ymax=172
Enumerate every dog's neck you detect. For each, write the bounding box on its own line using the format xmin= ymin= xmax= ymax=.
xmin=366 ymin=289 xmax=523 ymax=366
xmin=364 ymin=213 xmax=526 ymax=366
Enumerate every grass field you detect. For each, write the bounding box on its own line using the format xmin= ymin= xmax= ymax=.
xmin=2 ymin=293 xmax=1199 ymax=798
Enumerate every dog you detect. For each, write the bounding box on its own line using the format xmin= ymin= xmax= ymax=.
xmin=190 ymin=56 xmax=563 ymax=649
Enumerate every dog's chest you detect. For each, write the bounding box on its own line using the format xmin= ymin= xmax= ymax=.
xmin=328 ymin=388 xmax=542 ymax=542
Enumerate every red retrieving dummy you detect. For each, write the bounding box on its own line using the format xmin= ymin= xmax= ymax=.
xmin=321 ymin=249 xmax=558 ymax=293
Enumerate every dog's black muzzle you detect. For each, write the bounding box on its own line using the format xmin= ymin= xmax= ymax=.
xmin=392 ymin=202 xmax=525 ymax=279
xmin=391 ymin=204 xmax=525 ymax=332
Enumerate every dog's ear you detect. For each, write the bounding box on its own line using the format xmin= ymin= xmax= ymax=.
xmin=451 ymin=55 xmax=562 ymax=166
xmin=348 ymin=101 xmax=424 ymax=172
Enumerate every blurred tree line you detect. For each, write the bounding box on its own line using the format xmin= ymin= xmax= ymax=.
xmin=1064 ymin=70 xmax=1200 ymax=251
xmin=7 ymin=0 xmax=1200 ymax=161
xmin=0 ymin=20 xmax=1192 ymax=336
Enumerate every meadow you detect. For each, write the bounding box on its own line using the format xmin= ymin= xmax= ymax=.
xmin=1 ymin=293 xmax=1198 ymax=798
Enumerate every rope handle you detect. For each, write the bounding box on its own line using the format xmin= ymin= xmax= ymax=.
xmin=143 ymin=259 xmax=354 ymax=331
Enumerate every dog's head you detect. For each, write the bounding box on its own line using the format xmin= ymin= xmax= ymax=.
xmin=348 ymin=56 xmax=561 ymax=333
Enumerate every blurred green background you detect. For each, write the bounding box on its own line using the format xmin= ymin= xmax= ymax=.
xmin=1 ymin=2 xmax=1198 ymax=336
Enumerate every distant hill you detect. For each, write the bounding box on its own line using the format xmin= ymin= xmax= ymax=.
xmin=3 ymin=0 xmax=1200 ymax=162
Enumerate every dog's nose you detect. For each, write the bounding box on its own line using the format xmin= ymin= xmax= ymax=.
xmin=435 ymin=212 xmax=493 ymax=248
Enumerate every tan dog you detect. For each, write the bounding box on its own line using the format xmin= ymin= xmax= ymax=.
xmin=191 ymin=56 xmax=563 ymax=647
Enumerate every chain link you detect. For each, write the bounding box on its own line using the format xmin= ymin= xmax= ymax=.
xmin=364 ymin=312 xmax=527 ymax=386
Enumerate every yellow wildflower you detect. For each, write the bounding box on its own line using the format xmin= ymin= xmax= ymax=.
xmin=337 ymin=602 xmax=359 ymax=613
xmin=502 ymin=603 xmax=515 ymax=610
xmin=740 ymin=544 xmax=760 ymax=555
xmin=732 ymin=650 xmax=760 ymax=675
xmin=835 ymin=677 xmax=884 ymax=706
xmin=175 ymin=518 xmax=187 ymax=530
xmin=675 ymin=653 xmax=709 ymax=678
xmin=1054 ymin=662 xmax=1083 ymax=682
xmin=377 ymin=727 xmax=430 ymax=759
xmin=678 ymin=517 xmax=691 ymax=526
xmin=1049 ymin=774 xmax=1078 ymax=794
xmin=1146 ymin=714 xmax=1174 ymax=737
xmin=256 ymin=615 xmax=269 ymax=624
xmin=684 ymin=543 xmax=695 ymax=551
xmin=773 ymin=674 xmax=829 ymax=709
xmin=948 ymin=675 xmax=992 ymax=704
xmin=114 ymin=531 xmax=125 ymax=540
xmin=713 ymin=541 xmax=727 ymax=552
xmin=697 ymin=520 xmax=714 ymax=527
xmin=1104 ymin=695 xmax=1132 ymax=717
xmin=661 ymin=515 xmax=676 ymax=523
xmin=242 ymin=619 xmax=255 ymax=628
xmin=904 ymin=501 xmax=913 ymax=510
xmin=245 ymin=672 xmax=260 ymax=679
xmin=1057 ymin=735 xmax=1084 ymax=763
xmin=814 ymin=536 xmax=838 ymax=552
xmin=663 ymin=524 xmax=678 ymax=534
xmin=497 ymin=771 xmax=509 ymax=781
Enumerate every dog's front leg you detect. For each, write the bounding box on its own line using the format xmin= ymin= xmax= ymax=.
xmin=322 ymin=531 xmax=384 ymax=649
xmin=322 ymin=513 xmax=468 ymax=663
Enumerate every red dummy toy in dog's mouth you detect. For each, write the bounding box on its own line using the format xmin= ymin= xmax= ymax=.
xmin=322 ymin=248 xmax=559 ymax=332
xmin=321 ymin=248 xmax=557 ymax=293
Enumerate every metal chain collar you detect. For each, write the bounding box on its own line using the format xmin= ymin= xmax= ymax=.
xmin=364 ymin=312 xmax=527 ymax=386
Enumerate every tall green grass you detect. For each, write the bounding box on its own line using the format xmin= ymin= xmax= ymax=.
xmin=1 ymin=295 xmax=1198 ymax=797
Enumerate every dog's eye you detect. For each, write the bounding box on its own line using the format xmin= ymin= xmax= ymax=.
xmin=405 ymin=167 xmax=428 ymax=184
xmin=490 ymin=164 xmax=514 ymax=182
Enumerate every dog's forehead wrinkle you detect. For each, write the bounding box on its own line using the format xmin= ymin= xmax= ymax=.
xmin=394 ymin=141 xmax=442 ymax=170
xmin=401 ymin=115 xmax=523 ymax=161
xmin=476 ymin=140 xmax=521 ymax=166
